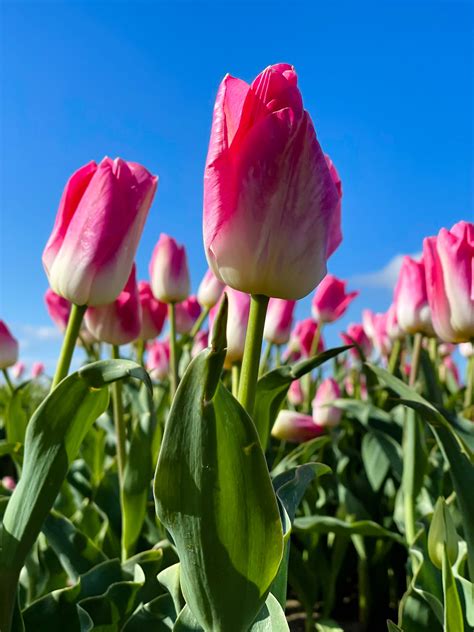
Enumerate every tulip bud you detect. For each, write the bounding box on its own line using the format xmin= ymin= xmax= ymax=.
xmin=428 ymin=497 xmax=459 ymax=570
xmin=84 ymin=265 xmax=141 ymax=346
xmin=197 ymin=269 xmax=225 ymax=309
xmin=43 ymin=157 xmax=157 ymax=306
xmin=312 ymin=378 xmax=342 ymax=428
xmin=45 ymin=288 xmax=71 ymax=331
xmin=459 ymin=342 xmax=474 ymax=358
xmin=394 ymin=256 xmax=434 ymax=336
xmin=149 ymin=234 xmax=190 ymax=303
xmin=147 ymin=339 xmax=170 ymax=381
xmin=423 ymin=221 xmax=474 ymax=343
xmin=287 ymin=379 xmax=304 ymax=406
xmin=31 ymin=362 xmax=45 ymax=378
xmin=288 ymin=319 xmax=324 ymax=358
xmin=264 ymin=298 xmax=296 ymax=346
xmin=311 ymin=275 xmax=358 ymax=323
xmin=385 ymin=303 xmax=404 ymax=342
xmin=137 ymin=281 xmax=167 ymax=340
xmin=2 ymin=476 xmax=16 ymax=491
xmin=203 ymin=63 xmax=342 ymax=300
xmin=0 ymin=321 xmax=19 ymax=369
xmin=362 ymin=310 xmax=391 ymax=356
xmin=271 ymin=410 xmax=325 ymax=443
xmin=340 ymin=323 xmax=372 ymax=359
xmin=11 ymin=361 xmax=25 ymax=380
xmin=192 ymin=330 xmax=209 ymax=358
xmin=209 ymin=287 xmax=250 ymax=368
xmin=175 ymin=296 xmax=202 ymax=335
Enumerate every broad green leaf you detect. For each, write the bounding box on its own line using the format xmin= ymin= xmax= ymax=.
xmin=271 ymin=436 xmax=330 ymax=476
xmin=154 ymin=306 xmax=284 ymax=632
xmin=294 ymin=515 xmax=404 ymax=544
xmin=5 ymin=388 xmax=28 ymax=447
xmin=158 ymin=563 xmax=184 ymax=617
xmin=255 ymin=346 xmax=351 ymax=448
xmin=0 ymin=360 xmax=151 ymax=608
xmin=122 ymin=593 xmax=176 ymax=631
xmin=249 ymin=593 xmax=289 ymax=631
xmin=42 ymin=510 xmax=107 ymax=580
xmin=316 ymin=621 xmax=344 ymax=632
xmin=387 ymin=622 xmax=404 ymax=632
xmin=361 ymin=433 xmax=390 ymax=491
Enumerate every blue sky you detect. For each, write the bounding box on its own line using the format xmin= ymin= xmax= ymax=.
xmin=0 ymin=0 xmax=472 ymax=372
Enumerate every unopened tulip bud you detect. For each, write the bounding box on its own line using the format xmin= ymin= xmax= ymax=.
xmin=287 ymin=379 xmax=304 ymax=406
xmin=147 ymin=339 xmax=170 ymax=381
xmin=192 ymin=330 xmax=209 ymax=357
xmin=271 ymin=410 xmax=325 ymax=443
xmin=288 ymin=319 xmax=324 ymax=358
xmin=45 ymin=288 xmax=71 ymax=331
xmin=0 ymin=321 xmax=19 ymax=369
xmin=203 ymin=64 xmax=342 ymax=300
xmin=209 ymin=288 xmax=250 ymax=368
xmin=43 ymin=157 xmax=157 ymax=306
xmin=428 ymin=497 xmax=459 ymax=570
xmin=312 ymin=378 xmax=342 ymax=428
xmin=149 ymin=234 xmax=190 ymax=303
xmin=424 ymin=221 xmax=474 ymax=343
xmin=31 ymin=362 xmax=45 ymax=378
xmin=175 ymin=296 xmax=202 ymax=335
xmin=311 ymin=274 xmax=358 ymax=324
xmin=197 ymin=269 xmax=225 ymax=308
xmin=459 ymin=342 xmax=474 ymax=358
xmin=138 ymin=281 xmax=167 ymax=340
xmin=84 ymin=266 xmax=141 ymax=346
xmin=11 ymin=361 xmax=25 ymax=380
xmin=340 ymin=323 xmax=372 ymax=359
xmin=2 ymin=476 xmax=16 ymax=491
xmin=362 ymin=310 xmax=391 ymax=356
xmin=264 ymin=298 xmax=296 ymax=345
xmin=394 ymin=256 xmax=434 ymax=336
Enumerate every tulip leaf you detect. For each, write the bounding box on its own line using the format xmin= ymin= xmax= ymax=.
xmin=387 ymin=622 xmax=404 ymax=632
xmin=442 ymin=547 xmax=464 ymax=632
xmin=154 ymin=322 xmax=283 ymax=632
xmin=0 ymin=359 xmax=151 ymax=627
xmin=361 ymin=432 xmax=391 ymax=491
xmin=255 ymin=345 xmax=351 ymax=449
xmin=294 ymin=515 xmax=404 ymax=544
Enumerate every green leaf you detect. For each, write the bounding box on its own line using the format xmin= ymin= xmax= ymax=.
xmin=361 ymin=433 xmax=391 ymax=491
xmin=387 ymin=621 xmax=404 ymax=632
xmin=42 ymin=510 xmax=107 ymax=580
xmin=271 ymin=436 xmax=330 ymax=476
xmin=294 ymin=515 xmax=404 ymax=544
xmin=0 ymin=360 xmax=151 ymax=589
xmin=255 ymin=346 xmax=351 ymax=448
xmin=154 ymin=337 xmax=283 ymax=632
xmin=122 ymin=594 xmax=176 ymax=631
xmin=5 ymin=388 xmax=28 ymax=447
xmin=442 ymin=547 xmax=464 ymax=632
xmin=249 ymin=593 xmax=289 ymax=631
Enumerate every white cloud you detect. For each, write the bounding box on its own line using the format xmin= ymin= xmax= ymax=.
xmin=19 ymin=324 xmax=62 ymax=341
xmin=352 ymin=252 xmax=422 ymax=290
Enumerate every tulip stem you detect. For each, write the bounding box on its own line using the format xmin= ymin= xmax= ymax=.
xmin=259 ymin=342 xmax=272 ymax=376
xmin=238 ymin=294 xmax=269 ymax=416
xmin=111 ymin=345 xmax=128 ymax=560
xmin=2 ymin=369 xmax=14 ymax=394
xmin=465 ymin=355 xmax=474 ymax=410
xmin=409 ymin=332 xmax=423 ymax=388
xmin=275 ymin=345 xmax=282 ymax=367
xmin=190 ymin=306 xmax=210 ymax=339
xmin=231 ymin=363 xmax=240 ymax=398
xmin=305 ymin=323 xmax=323 ymax=410
xmin=136 ymin=339 xmax=146 ymax=365
xmin=51 ymin=304 xmax=87 ymax=389
xmin=168 ymin=303 xmax=178 ymax=398
xmin=388 ymin=338 xmax=402 ymax=375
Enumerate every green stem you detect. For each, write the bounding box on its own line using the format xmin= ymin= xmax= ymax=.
xmin=111 ymin=345 xmax=127 ymax=561
xmin=388 ymin=338 xmax=402 ymax=375
xmin=304 ymin=323 xmax=323 ymax=410
xmin=231 ymin=363 xmax=241 ymax=398
xmin=238 ymin=294 xmax=269 ymax=416
xmin=2 ymin=368 xmax=14 ymax=394
xmin=464 ymin=355 xmax=474 ymax=410
xmin=275 ymin=345 xmax=282 ymax=367
xmin=51 ymin=304 xmax=86 ymax=389
xmin=168 ymin=303 xmax=178 ymax=398
xmin=409 ymin=332 xmax=423 ymax=388
xmin=259 ymin=342 xmax=272 ymax=376
xmin=190 ymin=306 xmax=210 ymax=338
xmin=136 ymin=339 xmax=146 ymax=366
xmin=0 ymin=570 xmax=18 ymax=632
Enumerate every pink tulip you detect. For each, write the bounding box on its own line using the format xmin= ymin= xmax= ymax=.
xmin=147 ymin=339 xmax=170 ymax=381
xmin=287 ymin=379 xmax=304 ymax=406
xmin=288 ymin=318 xmax=325 ymax=358
xmin=312 ymin=377 xmax=342 ymax=428
xmin=459 ymin=342 xmax=473 ymax=358
xmin=197 ymin=269 xmax=225 ymax=308
xmin=344 ymin=374 xmax=368 ymax=400
xmin=311 ymin=274 xmax=358 ymax=323
xmin=149 ymin=234 xmax=190 ymax=303
xmin=84 ymin=265 xmax=141 ymax=345
xmin=192 ymin=330 xmax=209 ymax=357
xmin=11 ymin=361 xmax=25 ymax=380
xmin=423 ymin=221 xmax=474 ymax=343
xmin=209 ymin=288 xmax=250 ymax=368
xmin=271 ymin=410 xmax=325 ymax=443
xmin=385 ymin=303 xmax=403 ymax=342
xmin=203 ymin=63 xmax=342 ymax=300
xmin=43 ymin=157 xmax=157 ymax=306
xmin=0 ymin=321 xmax=19 ymax=369
xmin=438 ymin=342 xmax=456 ymax=357
xmin=137 ymin=281 xmax=167 ymax=340
xmin=340 ymin=323 xmax=372 ymax=359
xmin=362 ymin=310 xmax=391 ymax=356
xmin=441 ymin=355 xmax=460 ymax=386
xmin=2 ymin=476 xmax=16 ymax=491
xmin=45 ymin=288 xmax=71 ymax=331
xmin=31 ymin=362 xmax=45 ymax=378
xmin=175 ymin=296 xmax=202 ymax=335
xmin=264 ymin=298 xmax=296 ymax=345
xmin=394 ymin=256 xmax=434 ymax=336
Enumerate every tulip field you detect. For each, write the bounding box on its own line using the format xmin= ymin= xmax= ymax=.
xmin=1 ymin=63 xmax=473 ymax=632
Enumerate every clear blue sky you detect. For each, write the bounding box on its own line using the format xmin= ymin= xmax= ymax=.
xmin=0 ymin=0 xmax=472 ymax=370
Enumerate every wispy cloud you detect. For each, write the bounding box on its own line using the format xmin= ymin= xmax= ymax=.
xmin=352 ymin=252 xmax=422 ymax=290
xmin=19 ymin=324 xmax=62 ymax=341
